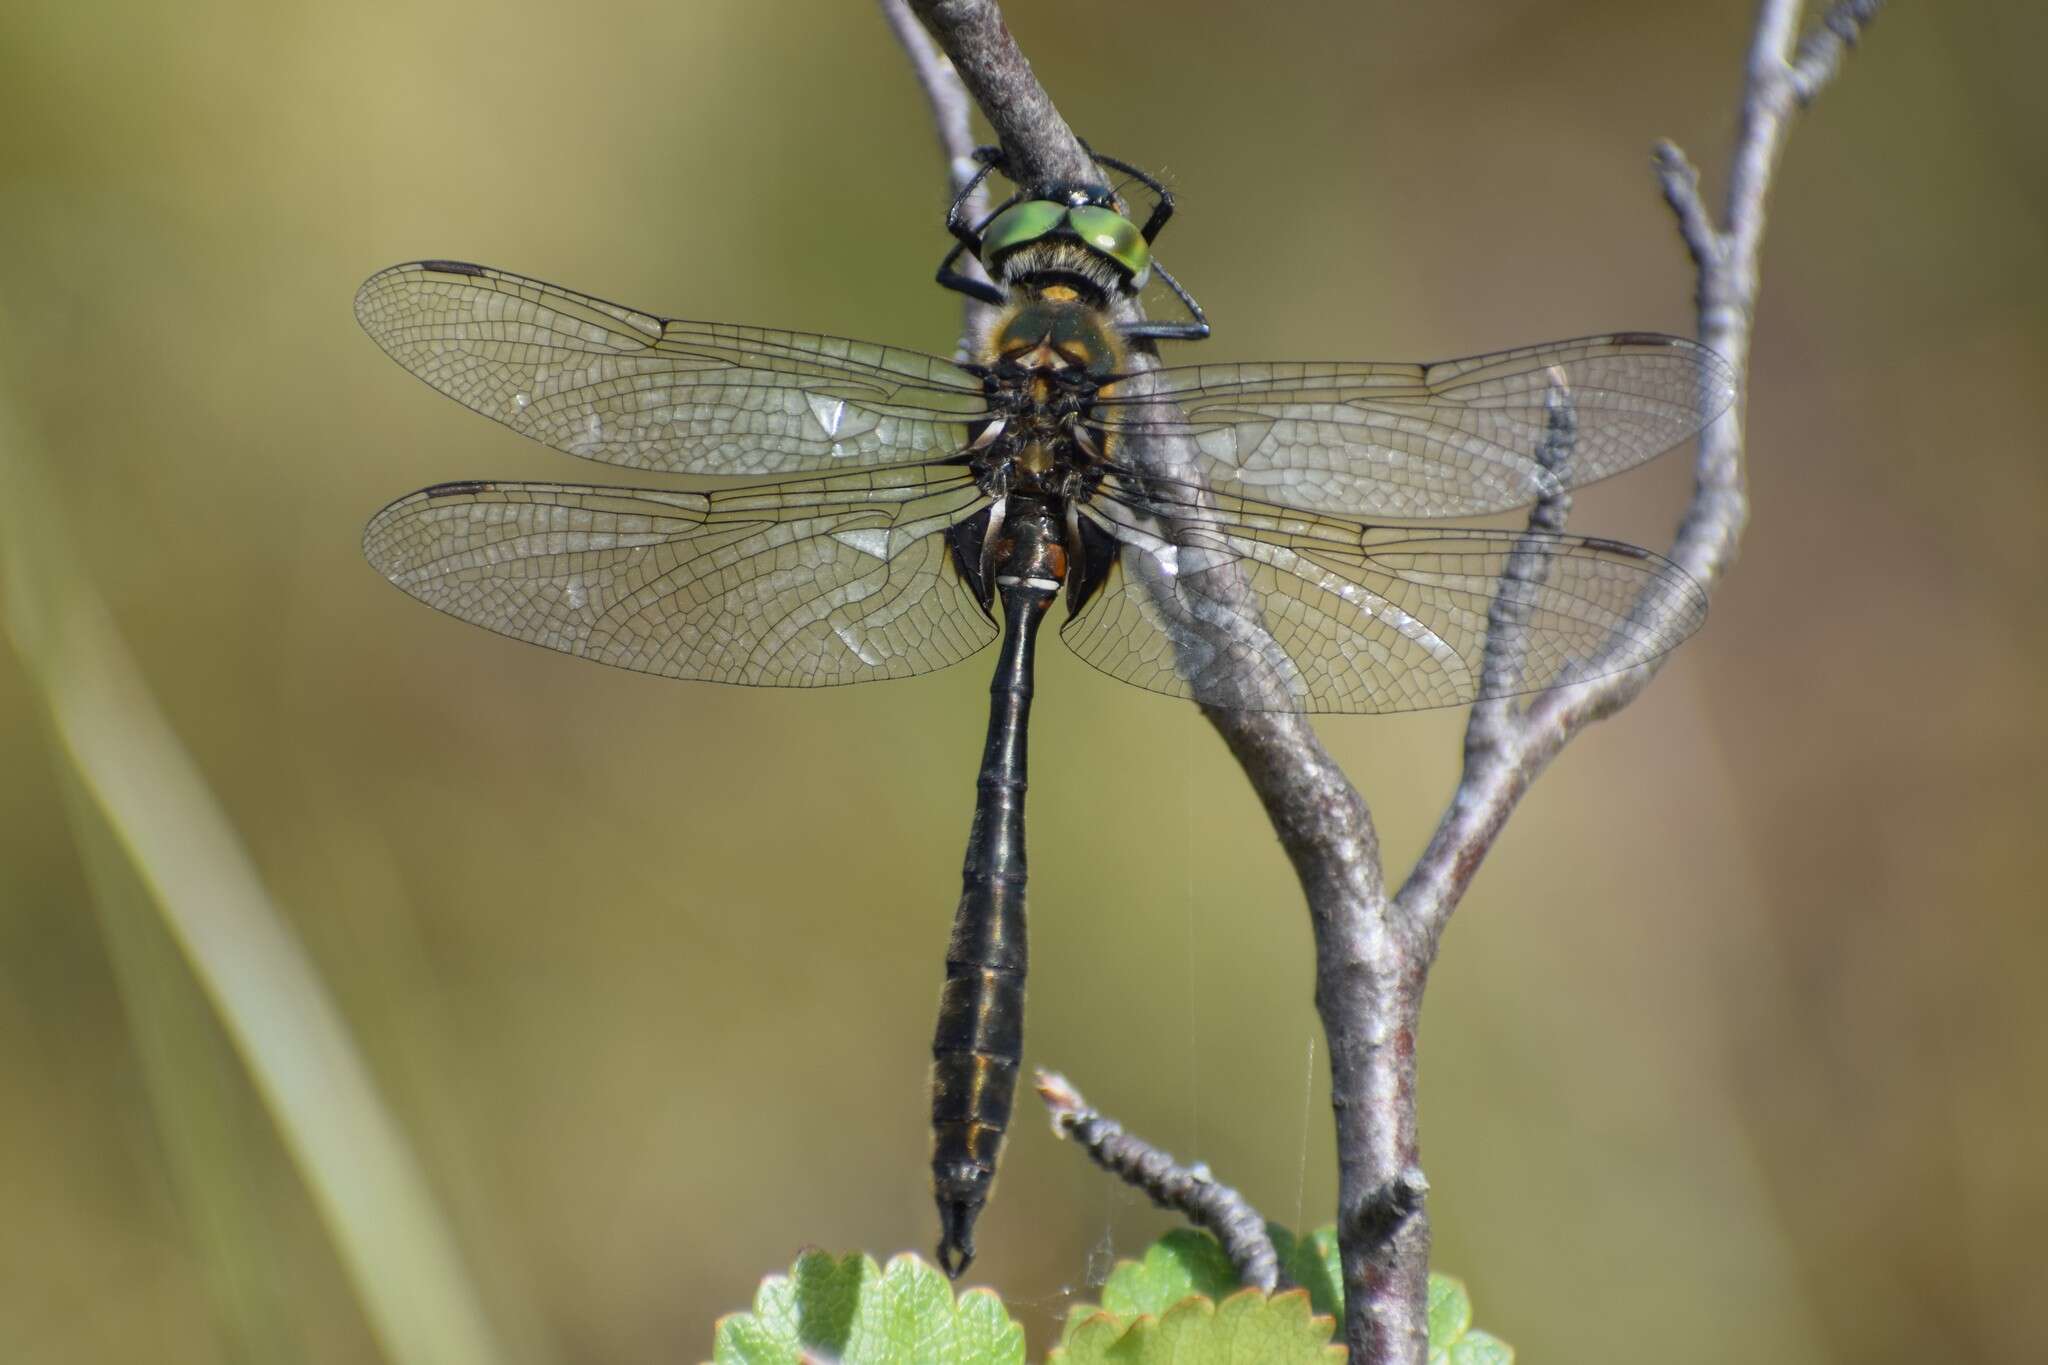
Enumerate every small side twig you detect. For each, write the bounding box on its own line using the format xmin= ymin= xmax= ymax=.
xmin=1036 ymin=1070 xmax=1281 ymax=1293
xmin=1469 ymin=369 xmax=1579 ymax=751
xmin=1653 ymin=142 xmax=1720 ymax=275
xmin=878 ymin=0 xmax=983 ymax=200
xmin=1345 ymin=1168 xmax=1431 ymax=1254
xmin=1791 ymin=0 xmax=1883 ymax=103
xmin=878 ymin=0 xmax=997 ymax=349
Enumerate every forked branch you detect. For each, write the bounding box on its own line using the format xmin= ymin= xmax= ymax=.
xmin=883 ymin=2 xmax=1882 ymax=1361
xmin=1398 ymin=0 xmax=1885 ymax=947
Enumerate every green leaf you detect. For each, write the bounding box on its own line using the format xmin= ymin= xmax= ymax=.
xmin=1250 ymin=1226 xmax=1518 ymax=1363
xmin=713 ymin=1231 xmax=1509 ymax=1364
xmin=1427 ymin=1273 xmax=1473 ymax=1347
xmin=1096 ymin=1229 xmax=1243 ymax=1318
xmin=1425 ymin=1273 xmax=1512 ymax=1365
xmin=1057 ymin=1231 xmax=1341 ymax=1363
xmin=710 ymin=1250 xmax=1025 ymax=1365
xmin=1052 ymin=1287 xmax=1344 ymax=1365
xmin=1446 ymin=1329 xmax=1515 ymax=1365
xmin=1269 ymin=1224 xmax=1343 ymax=1320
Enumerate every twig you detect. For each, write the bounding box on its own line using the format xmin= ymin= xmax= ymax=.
xmin=903 ymin=0 xmax=1094 ymax=188
xmin=1399 ymin=0 xmax=1883 ymax=952
xmin=1653 ymin=142 xmax=1720 ymax=276
xmin=877 ymin=0 xmax=997 ymax=349
xmin=1036 ymin=1070 xmax=1280 ymax=1293
xmin=879 ymin=0 xmax=983 ymax=200
xmin=1791 ymin=0 xmax=1883 ymax=104
xmin=1469 ymin=370 xmax=1579 ymax=751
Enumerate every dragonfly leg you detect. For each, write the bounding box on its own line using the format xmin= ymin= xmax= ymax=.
xmin=1088 ymin=148 xmax=1176 ymax=244
xmin=939 ymin=160 xmax=1020 ymax=307
xmin=1118 ymin=260 xmax=1211 ymax=343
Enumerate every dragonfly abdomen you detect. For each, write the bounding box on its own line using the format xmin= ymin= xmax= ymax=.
xmin=930 ymin=945 xmax=1024 ymax=1271
xmin=930 ymin=509 xmax=1060 ymax=1277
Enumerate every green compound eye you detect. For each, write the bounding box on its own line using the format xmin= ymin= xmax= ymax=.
xmin=1065 ymin=205 xmax=1151 ymax=287
xmin=978 ymin=200 xmax=1070 ymax=267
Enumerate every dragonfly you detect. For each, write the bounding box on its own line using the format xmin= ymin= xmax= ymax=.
xmin=357 ymin=147 xmax=1733 ymax=1276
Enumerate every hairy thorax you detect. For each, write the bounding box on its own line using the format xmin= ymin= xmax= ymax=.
xmin=971 ymin=287 xmax=1124 ymax=501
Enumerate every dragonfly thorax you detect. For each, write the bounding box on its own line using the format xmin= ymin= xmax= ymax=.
xmin=984 ymin=294 xmax=1124 ymax=378
xmin=971 ymin=296 xmax=1121 ymax=502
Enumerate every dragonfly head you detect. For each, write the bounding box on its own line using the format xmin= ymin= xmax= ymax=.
xmin=979 ymin=194 xmax=1153 ymax=297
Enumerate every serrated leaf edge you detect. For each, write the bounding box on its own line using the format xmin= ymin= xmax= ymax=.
xmin=1050 ymin=1286 xmax=1343 ymax=1363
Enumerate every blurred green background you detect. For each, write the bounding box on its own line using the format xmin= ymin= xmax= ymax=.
xmin=3 ymin=1 xmax=2042 ymax=1361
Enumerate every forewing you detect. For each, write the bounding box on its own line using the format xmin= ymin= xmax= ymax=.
xmin=363 ymin=466 xmax=995 ymax=686
xmin=1092 ymin=334 xmax=1735 ymax=519
xmin=1060 ymin=484 xmax=1706 ymax=714
xmin=355 ymin=261 xmax=983 ymax=475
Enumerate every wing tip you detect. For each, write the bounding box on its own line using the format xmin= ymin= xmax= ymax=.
xmin=353 ymin=259 xmax=490 ymax=319
xmin=361 ymin=481 xmax=493 ymax=567
xmin=1605 ymin=331 xmax=1740 ymax=415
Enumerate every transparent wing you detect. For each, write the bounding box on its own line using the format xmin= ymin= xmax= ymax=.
xmin=1091 ymin=334 xmax=1735 ymax=519
xmin=363 ymin=465 xmax=996 ymax=687
xmin=1060 ymin=480 xmax=1706 ymax=714
xmin=355 ymin=261 xmax=985 ymax=476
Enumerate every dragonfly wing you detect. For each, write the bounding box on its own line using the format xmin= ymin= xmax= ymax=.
xmin=1060 ymin=483 xmax=1706 ymax=714
xmin=363 ymin=466 xmax=996 ymax=686
xmin=1092 ymin=334 xmax=1735 ymax=519
xmin=356 ymin=261 xmax=983 ymax=476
